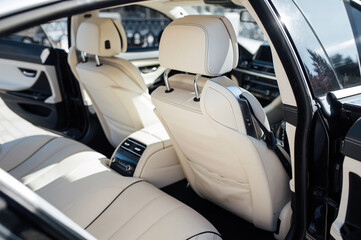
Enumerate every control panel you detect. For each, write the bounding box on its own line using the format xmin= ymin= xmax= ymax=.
xmin=110 ymin=138 xmax=146 ymax=176
xmin=240 ymin=61 xmax=279 ymax=106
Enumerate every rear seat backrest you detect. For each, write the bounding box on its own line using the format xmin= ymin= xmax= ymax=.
xmin=70 ymin=18 xmax=160 ymax=147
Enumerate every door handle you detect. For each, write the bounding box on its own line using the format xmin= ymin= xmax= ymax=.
xmin=22 ymin=71 xmax=36 ymax=77
xmin=19 ymin=68 xmax=37 ymax=78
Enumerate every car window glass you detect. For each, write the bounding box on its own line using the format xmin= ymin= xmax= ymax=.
xmin=41 ymin=18 xmax=68 ymax=51
xmin=1 ymin=18 xmax=69 ymax=51
xmin=1 ymin=26 xmax=51 ymax=47
xmin=294 ymin=0 xmax=361 ymax=92
xmin=100 ymin=6 xmax=171 ymax=52
xmin=345 ymin=1 xmax=361 ymax=72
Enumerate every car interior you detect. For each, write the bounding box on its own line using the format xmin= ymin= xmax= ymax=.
xmin=0 ymin=0 xmax=298 ymax=239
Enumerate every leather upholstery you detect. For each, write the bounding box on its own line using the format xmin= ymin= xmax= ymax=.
xmin=72 ymin=18 xmax=160 ymax=147
xmin=87 ymin=180 xmax=221 ymax=240
xmin=152 ymin=15 xmax=290 ymax=231
xmin=77 ymin=18 xmax=127 ymax=57
xmin=203 ymin=77 xmax=270 ymax=132
xmin=159 ymin=15 xmax=238 ymax=76
xmin=0 ymin=135 xmax=221 ymax=240
xmin=168 ymin=73 xmax=209 ymax=92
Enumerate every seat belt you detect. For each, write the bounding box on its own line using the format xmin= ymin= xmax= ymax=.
xmin=241 ymin=95 xmax=293 ymax=179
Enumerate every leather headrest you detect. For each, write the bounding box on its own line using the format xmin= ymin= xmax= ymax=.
xmin=76 ymin=18 xmax=127 ymax=57
xmin=159 ymin=15 xmax=239 ymax=76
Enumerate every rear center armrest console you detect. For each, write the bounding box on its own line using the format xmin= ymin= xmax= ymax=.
xmin=110 ymin=123 xmax=184 ymax=188
xmin=111 ymin=138 xmax=146 ymax=176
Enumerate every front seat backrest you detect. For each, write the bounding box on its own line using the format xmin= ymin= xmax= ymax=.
xmin=74 ymin=18 xmax=159 ymax=147
xmin=151 ymin=15 xmax=290 ymax=231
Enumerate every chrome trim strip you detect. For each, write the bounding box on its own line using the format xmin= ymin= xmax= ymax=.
xmin=193 ymin=74 xmax=201 ymax=101
xmin=164 ymin=68 xmax=171 ymax=92
xmin=120 ymin=145 xmax=141 ymax=157
xmin=330 ymin=85 xmax=361 ymax=99
xmin=95 ymin=55 xmax=101 ymax=66
xmin=233 ymin=68 xmax=277 ymax=81
xmin=126 ymin=138 xmax=146 ymax=148
xmin=81 ymin=51 xmax=86 ymax=63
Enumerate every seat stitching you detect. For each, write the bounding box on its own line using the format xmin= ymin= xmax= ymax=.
xmin=103 ymin=57 xmax=147 ymax=92
xmin=188 ymin=158 xmax=249 ymax=187
xmin=0 ymin=139 xmax=26 ymax=163
xmin=185 ymin=231 xmax=222 ymax=240
xmin=23 ymin=146 xmax=92 ymax=187
xmin=26 ymin=153 xmax=101 ymax=194
xmin=17 ymin=140 xmax=80 ymax=179
xmin=84 ymin=179 xmax=145 ymax=230
xmin=7 ymin=136 xmax=56 ymax=173
xmin=135 ymin=205 xmax=186 ymax=240
xmin=107 ymin=194 xmax=166 ymax=240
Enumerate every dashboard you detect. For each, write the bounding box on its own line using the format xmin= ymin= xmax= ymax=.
xmin=233 ymin=43 xmax=280 ymax=107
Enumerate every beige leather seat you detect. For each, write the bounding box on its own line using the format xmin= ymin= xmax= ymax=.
xmin=69 ymin=18 xmax=160 ymax=147
xmin=0 ymin=135 xmax=221 ymax=240
xmin=151 ymin=15 xmax=290 ymax=231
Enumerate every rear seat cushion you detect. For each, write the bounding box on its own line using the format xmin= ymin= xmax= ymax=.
xmin=0 ymin=135 xmax=93 ymax=179
xmin=86 ymin=180 xmax=221 ymax=240
xmin=0 ymin=135 xmax=221 ymax=240
xmin=0 ymin=135 xmax=56 ymax=173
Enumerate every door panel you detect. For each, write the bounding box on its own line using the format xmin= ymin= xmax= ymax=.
xmin=0 ymin=93 xmax=64 ymax=129
xmin=0 ymin=58 xmax=62 ymax=103
xmin=131 ymin=58 xmax=165 ymax=86
xmin=0 ymin=38 xmax=65 ymax=130
xmin=331 ymin=119 xmax=361 ymax=240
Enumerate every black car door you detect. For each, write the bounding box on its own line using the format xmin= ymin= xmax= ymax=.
xmin=0 ymin=19 xmax=87 ymax=138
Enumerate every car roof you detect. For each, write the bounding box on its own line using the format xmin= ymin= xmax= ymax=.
xmin=0 ymin=0 xmax=237 ymax=37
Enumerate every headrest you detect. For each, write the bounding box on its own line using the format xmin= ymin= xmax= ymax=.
xmin=76 ymin=18 xmax=127 ymax=57
xmin=159 ymin=15 xmax=239 ymax=76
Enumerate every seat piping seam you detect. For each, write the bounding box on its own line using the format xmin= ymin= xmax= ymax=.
xmin=109 ymin=194 xmax=166 ymax=239
xmin=18 ymin=140 xmax=81 ymax=180
xmin=185 ymin=231 xmax=222 ymax=240
xmin=7 ymin=136 xmax=57 ymax=173
xmin=135 ymin=205 xmax=186 ymax=240
xmin=84 ymin=179 xmax=145 ymax=230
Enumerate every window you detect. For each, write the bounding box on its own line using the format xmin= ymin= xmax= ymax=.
xmin=1 ymin=26 xmax=51 ymax=47
xmin=41 ymin=18 xmax=68 ymax=50
xmin=1 ymin=18 xmax=68 ymax=50
xmin=295 ymin=0 xmax=361 ymax=94
xmin=100 ymin=6 xmax=171 ymax=52
xmin=271 ymin=0 xmax=361 ymax=96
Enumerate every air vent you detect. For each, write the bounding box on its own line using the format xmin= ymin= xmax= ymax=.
xmin=250 ymin=63 xmax=274 ymax=74
xmin=121 ymin=138 xmax=146 ymax=156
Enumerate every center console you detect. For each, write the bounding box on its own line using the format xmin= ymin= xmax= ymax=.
xmin=109 ymin=123 xmax=184 ymax=188
xmin=110 ymin=138 xmax=146 ymax=176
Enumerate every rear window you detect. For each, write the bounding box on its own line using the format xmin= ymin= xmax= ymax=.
xmin=100 ymin=6 xmax=171 ymax=52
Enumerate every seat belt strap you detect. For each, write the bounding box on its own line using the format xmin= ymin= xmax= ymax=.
xmin=241 ymin=95 xmax=292 ymax=178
